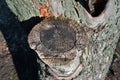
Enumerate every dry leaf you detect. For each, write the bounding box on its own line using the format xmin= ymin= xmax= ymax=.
xmin=38 ymin=1 xmax=53 ymax=17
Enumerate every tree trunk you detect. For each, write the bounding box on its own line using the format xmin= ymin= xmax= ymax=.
xmin=0 ymin=0 xmax=120 ymax=80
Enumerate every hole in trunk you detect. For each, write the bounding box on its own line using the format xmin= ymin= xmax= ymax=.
xmin=75 ymin=0 xmax=108 ymax=17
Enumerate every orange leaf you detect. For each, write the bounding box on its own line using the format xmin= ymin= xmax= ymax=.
xmin=38 ymin=1 xmax=54 ymax=17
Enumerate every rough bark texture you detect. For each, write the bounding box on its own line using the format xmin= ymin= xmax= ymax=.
xmin=0 ymin=0 xmax=120 ymax=80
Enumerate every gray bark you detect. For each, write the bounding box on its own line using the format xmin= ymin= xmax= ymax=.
xmin=0 ymin=0 xmax=120 ymax=80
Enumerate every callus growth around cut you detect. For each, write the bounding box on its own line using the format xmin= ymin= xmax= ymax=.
xmin=28 ymin=17 xmax=88 ymax=79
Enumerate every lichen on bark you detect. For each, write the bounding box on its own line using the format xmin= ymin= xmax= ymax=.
xmin=2 ymin=0 xmax=120 ymax=80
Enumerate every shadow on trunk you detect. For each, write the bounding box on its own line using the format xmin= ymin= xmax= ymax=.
xmin=0 ymin=0 xmax=44 ymax=80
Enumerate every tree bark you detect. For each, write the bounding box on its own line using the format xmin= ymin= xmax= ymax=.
xmin=0 ymin=0 xmax=120 ymax=80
